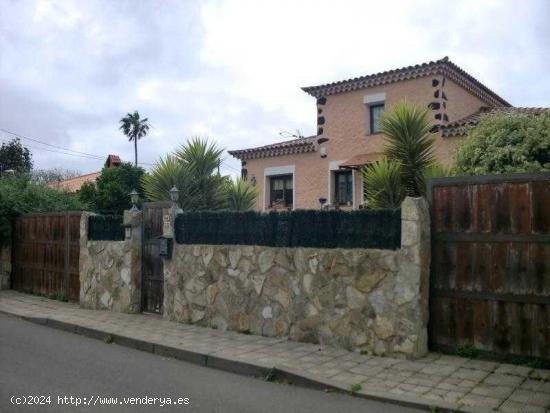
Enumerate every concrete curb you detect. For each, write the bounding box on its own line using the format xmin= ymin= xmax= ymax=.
xmin=1 ymin=309 xmax=479 ymax=413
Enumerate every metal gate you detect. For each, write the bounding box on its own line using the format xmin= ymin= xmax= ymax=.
xmin=141 ymin=202 xmax=170 ymax=314
xmin=11 ymin=211 xmax=82 ymax=302
xmin=428 ymin=172 xmax=550 ymax=360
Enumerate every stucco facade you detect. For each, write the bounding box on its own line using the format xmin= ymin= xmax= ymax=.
xmin=230 ymin=58 xmax=509 ymax=211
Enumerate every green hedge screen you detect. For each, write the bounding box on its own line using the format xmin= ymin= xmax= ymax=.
xmin=88 ymin=215 xmax=125 ymax=241
xmin=175 ymin=209 xmax=401 ymax=249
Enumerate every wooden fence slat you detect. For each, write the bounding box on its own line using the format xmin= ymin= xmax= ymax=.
xmin=11 ymin=212 xmax=82 ymax=302
xmin=429 ymin=173 xmax=550 ymax=360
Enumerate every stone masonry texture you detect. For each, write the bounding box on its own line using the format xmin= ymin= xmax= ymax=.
xmin=163 ymin=197 xmax=430 ymax=358
xmin=79 ymin=212 xmax=141 ymax=313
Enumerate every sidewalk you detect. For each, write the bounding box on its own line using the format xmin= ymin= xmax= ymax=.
xmin=1 ymin=290 xmax=549 ymax=413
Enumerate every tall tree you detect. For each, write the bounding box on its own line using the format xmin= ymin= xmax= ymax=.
xmin=119 ymin=111 xmax=150 ymax=166
xmin=0 ymin=138 xmax=32 ymax=175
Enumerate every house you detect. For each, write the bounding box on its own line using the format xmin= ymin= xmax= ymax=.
xmin=229 ymin=57 xmax=543 ymax=211
xmin=48 ymin=154 xmax=121 ymax=192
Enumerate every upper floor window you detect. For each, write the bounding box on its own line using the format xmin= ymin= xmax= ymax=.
xmin=369 ymin=103 xmax=385 ymax=134
xmin=334 ymin=170 xmax=353 ymax=205
xmin=270 ymin=174 xmax=293 ymax=208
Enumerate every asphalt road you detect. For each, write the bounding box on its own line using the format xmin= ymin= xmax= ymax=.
xmin=0 ymin=313 xmax=423 ymax=413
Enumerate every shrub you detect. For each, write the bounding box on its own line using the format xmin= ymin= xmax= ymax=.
xmin=78 ymin=162 xmax=145 ymax=215
xmin=362 ymin=159 xmax=405 ymax=209
xmin=0 ymin=176 xmax=87 ymax=245
xmin=454 ymin=113 xmax=550 ymax=174
xmin=223 ymin=178 xmax=257 ymax=211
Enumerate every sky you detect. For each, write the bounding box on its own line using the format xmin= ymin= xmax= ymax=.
xmin=0 ymin=0 xmax=549 ymax=176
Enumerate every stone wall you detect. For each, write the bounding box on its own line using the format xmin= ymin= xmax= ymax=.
xmin=79 ymin=211 xmax=142 ymax=313
xmin=0 ymin=245 xmax=11 ymax=290
xmin=164 ymin=197 xmax=430 ymax=358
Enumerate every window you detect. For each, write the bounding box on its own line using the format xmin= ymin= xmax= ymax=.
xmin=334 ymin=170 xmax=353 ymax=205
xmin=269 ymin=174 xmax=293 ymax=207
xmin=369 ymin=103 xmax=384 ymax=134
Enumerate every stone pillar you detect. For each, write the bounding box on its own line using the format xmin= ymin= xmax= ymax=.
xmin=122 ymin=209 xmax=143 ymax=313
xmin=78 ymin=211 xmax=142 ymax=313
xmin=397 ymin=196 xmax=431 ymax=357
xmin=0 ymin=245 xmax=11 ymax=290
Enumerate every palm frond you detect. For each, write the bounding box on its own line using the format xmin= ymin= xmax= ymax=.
xmin=380 ymin=101 xmax=435 ymax=197
xmin=362 ymin=159 xmax=405 ymax=209
xmin=223 ymin=178 xmax=257 ymax=211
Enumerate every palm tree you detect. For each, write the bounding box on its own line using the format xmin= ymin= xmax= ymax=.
xmin=119 ymin=111 xmax=150 ymax=167
xmin=362 ymin=159 xmax=405 ymax=209
xmin=223 ymin=178 xmax=257 ymax=211
xmin=141 ymin=137 xmax=228 ymax=210
xmin=380 ymin=102 xmax=435 ymax=197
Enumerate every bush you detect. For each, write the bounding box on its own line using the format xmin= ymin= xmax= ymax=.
xmin=0 ymin=176 xmax=87 ymax=245
xmin=78 ymin=163 xmax=145 ymax=214
xmin=362 ymin=159 xmax=405 ymax=209
xmin=454 ymin=113 xmax=550 ymax=174
xmin=175 ymin=209 xmax=401 ymax=250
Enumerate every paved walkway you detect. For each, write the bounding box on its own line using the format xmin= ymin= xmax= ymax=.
xmin=1 ymin=291 xmax=549 ymax=413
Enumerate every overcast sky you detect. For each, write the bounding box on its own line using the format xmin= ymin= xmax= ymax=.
xmin=0 ymin=0 xmax=548 ymax=175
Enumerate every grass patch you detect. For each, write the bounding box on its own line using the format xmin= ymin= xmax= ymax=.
xmin=350 ymin=383 xmax=362 ymax=395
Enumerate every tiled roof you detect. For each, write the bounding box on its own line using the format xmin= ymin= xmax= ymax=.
xmin=340 ymin=152 xmax=384 ymax=169
xmin=302 ymin=57 xmax=510 ymax=107
xmin=228 ymin=136 xmax=317 ymax=160
xmin=440 ymin=107 xmax=550 ymax=137
xmin=47 ymin=171 xmax=101 ymax=192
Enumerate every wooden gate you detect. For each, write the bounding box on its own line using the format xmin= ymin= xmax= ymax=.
xmin=428 ymin=173 xmax=550 ymax=360
xmin=141 ymin=202 xmax=170 ymax=314
xmin=11 ymin=212 xmax=82 ymax=302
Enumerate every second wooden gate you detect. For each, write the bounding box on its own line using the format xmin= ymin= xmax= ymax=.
xmin=141 ymin=202 xmax=170 ymax=314
xmin=428 ymin=172 xmax=550 ymax=360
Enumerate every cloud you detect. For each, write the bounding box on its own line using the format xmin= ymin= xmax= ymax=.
xmin=0 ymin=0 xmax=548 ymax=176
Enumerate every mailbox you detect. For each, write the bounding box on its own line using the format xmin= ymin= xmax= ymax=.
xmin=158 ymin=236 xmax=173 ymax=259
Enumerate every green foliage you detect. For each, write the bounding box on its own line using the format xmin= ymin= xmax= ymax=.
xmin=0 ymin=138 xmax=32 ymax=174
xmin=223 ymin=178 xmax=257 ymax=211
xmin=456 ymin=344 xmax=479 ymax=359
xmin=142 ymin=137 xmax=230 ymax=210
xmin=423 ymin=161 xmax=452 ymax=180
xmin=119 ymin=111 xmax=150 ymax=166
xmin=380 ymin=102 xmax=435 ymax=196
xmin=78 ymin=163 xmax=145 ymax=215
xmin=454 ymin=113 xmax=550 ymax=174
xmin=350 ymin=383 xmax=362 ymax=394
xmin=0 ymin=176 xmax=86 ymax=245
xmin=175 ymin=209 xmax=401 ymax=249
xmin=362 ymin=159 xmax=405 ymax=209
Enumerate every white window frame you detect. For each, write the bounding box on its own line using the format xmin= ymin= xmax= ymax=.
xmin=263 ymin=165 xmax=295 ymax=211
xmin=364 ymin=92 xmax=386 ymax=135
